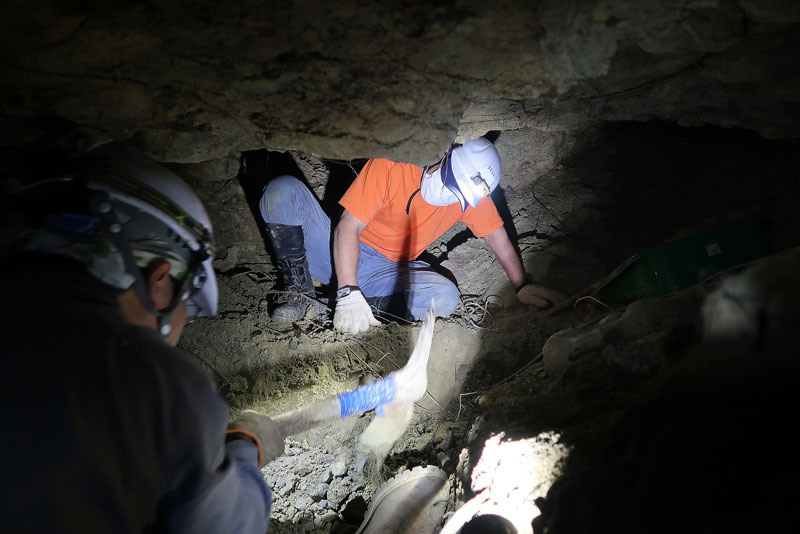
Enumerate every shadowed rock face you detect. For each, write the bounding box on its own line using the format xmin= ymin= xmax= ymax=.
xmin=1 ymin=0 xmax=798 ymax=167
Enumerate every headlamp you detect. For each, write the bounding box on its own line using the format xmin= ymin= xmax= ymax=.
xmin=470 ymin=174 xmax=491 ymax=197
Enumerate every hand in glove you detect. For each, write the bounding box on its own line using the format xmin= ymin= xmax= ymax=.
xmin=333 ymin=287 xmax=380 ymax=334
xmin=516 ymin=280 xmax=567 ymax=309
xmin=227 ymin=410 xmax=285 ymax=467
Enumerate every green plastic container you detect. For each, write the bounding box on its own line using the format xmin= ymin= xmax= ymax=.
xmin=593 ymin=218 xmax=773 ymax=303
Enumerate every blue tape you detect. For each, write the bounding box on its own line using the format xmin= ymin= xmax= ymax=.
xmin=338 ymin=376 xmax=397 ymax=418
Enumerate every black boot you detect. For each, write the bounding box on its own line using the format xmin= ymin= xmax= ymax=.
xmin=267 ymin=223 xmax=315 ymax=322
xmin=365 ymin=293 xmax=414 ymax=323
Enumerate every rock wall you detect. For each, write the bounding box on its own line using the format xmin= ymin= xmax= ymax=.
xmin=1 ymin=0 xmax=798 ymax=169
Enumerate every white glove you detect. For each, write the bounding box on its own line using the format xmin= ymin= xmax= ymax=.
xmin=516 ymin=282 xmax=567 ymax=309
xmin=334 ymin=289 xmax=380 ymax=334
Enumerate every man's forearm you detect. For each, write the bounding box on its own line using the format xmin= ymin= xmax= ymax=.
xmin=333 ymin=228 xmax=359 ymax=287
xmin=333 ymin=210 xmax=366 ymax=288
xmin=484 ymin=227 xmax=526 ymax=288
xmin=497 ymin=248 xmax=526 ymax=288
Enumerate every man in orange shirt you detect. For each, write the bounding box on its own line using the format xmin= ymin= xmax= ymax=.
xmin=260 ymin=137 xmax=566 ymax=333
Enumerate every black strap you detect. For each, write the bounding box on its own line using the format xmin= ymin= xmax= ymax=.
xmin=338 ymin=285 xmax=360 ymax=292
xmin=405 ymin=188 xmax=420 ymax=214
xmin=515 ymin=275 xmax=533 ymax=294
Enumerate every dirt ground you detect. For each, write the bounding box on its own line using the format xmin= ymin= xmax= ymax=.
xmin=180 ymin=285 xmax=597 ymax=533
xmin=179 ymin=123 xmax=800 ymax=533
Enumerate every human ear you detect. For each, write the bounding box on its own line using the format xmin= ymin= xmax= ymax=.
xmin=146 ymin=260 xmax=174 ymax=311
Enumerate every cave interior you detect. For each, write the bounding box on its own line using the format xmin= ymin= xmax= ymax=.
xmin=1 ymin=1 xmax=799 ymax=533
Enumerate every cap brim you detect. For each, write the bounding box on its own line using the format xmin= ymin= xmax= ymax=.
xmin=186 ymin=257 xmax=218 ymax=317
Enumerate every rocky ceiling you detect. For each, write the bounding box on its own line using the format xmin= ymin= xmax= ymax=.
xmin=1 ymin=0 xmax=798 ymax=170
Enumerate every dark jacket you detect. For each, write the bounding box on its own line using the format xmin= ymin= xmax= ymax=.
xmin=0 ymin=255 xmax=271 ymax=533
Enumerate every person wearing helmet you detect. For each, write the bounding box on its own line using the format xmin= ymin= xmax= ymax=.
xmin=0 ymin=144 xmax=283 ymax=533
xmin=260 ymin=137 xmax=566 ymax=333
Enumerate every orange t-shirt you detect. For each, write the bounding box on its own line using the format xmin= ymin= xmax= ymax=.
xmin=339 ymin=158 xmax=504 ymax=262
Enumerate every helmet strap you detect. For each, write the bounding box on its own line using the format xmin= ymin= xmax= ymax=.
xmin=406 ymin=160 xmax=437 ymax=214
xmin=406 ymin=188 xmax=421 ymax=215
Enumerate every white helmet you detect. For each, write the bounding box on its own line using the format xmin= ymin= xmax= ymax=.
xmin=86 ymin=144 xmax=218 ymax=319
xmin=441 ymin=137 xmax=502 ymax=212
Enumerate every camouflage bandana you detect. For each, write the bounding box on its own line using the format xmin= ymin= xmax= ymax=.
xmin=22 ymin=229 xmax=190 ymax=290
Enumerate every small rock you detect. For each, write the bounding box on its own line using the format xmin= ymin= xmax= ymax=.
xmin=287 ymin=447 xmax=303 ymax=456
xmin=330 ymin=459 xmax=347 ymax=477
xmin=294 ymin=495 xmax=313 ymax=511
xmin=354 ymin=455 xmax=367 ymax=474
xmin=310 ymin=483 xmax=328 ymax=499
xmin=326 ymin=480 xmax=350 ymax=507
xmin=278 ymin=477 xmax=297 ymax=497
xmin=319 ymin=468 xmax=332 ymax=483
xmin=290 ymin=333 xmax=313 ymax=351
xmin=456 ymin=448 xmax=471 ymax=481
xmin=249 ymin=329 xmax=263 ymax=341
xmin=414 ymin=433 xmax=432 ymax=449
xmin=314 ymin=510 xmax=339 ymax=527
xmin=296 ymin=465 xmax=312 ymax=477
